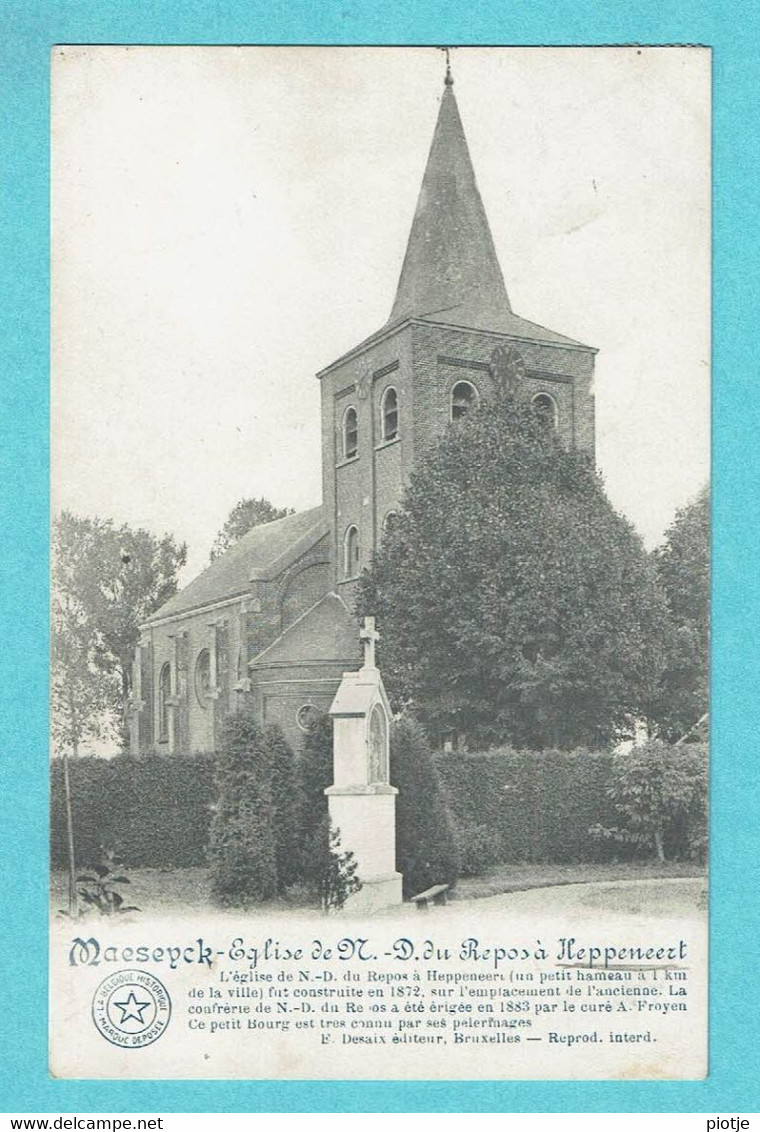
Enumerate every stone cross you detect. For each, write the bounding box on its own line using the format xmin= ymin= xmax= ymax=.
xmin=439 ymin=46 xmax=453 ymax=86
xmin=360 ymin=616 xmax=380 ymax=670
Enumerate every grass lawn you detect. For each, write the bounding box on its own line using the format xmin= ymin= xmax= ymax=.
xmin=453 ymin=859 xmax=706 ymax=903
xmin=51 ymin=858 xmax=705 ymax=918
xmin=51 ymin=866 xmax=215 ymax=918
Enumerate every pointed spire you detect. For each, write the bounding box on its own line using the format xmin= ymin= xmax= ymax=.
xmin=388 ymin=66 xmax=512 ymax=331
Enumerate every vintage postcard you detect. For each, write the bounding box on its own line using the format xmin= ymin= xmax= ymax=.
xmin=50 ymin=45 xmax=710 ymax=1079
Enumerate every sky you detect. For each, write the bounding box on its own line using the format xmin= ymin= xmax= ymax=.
xmin=52 ymin=46 xmax=710 ymax=583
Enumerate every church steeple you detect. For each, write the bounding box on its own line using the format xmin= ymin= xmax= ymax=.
xmin=388 ymin=62 xmax=513 ymax=333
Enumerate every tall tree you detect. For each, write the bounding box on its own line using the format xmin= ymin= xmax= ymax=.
xmin=651 ymin=486 xmax=710 ymax=740
xmin=51 ymin=512 xmax=187 ymax=752
xmin=51 ymin=599 xmax=114 ymax=758
xmin=358 ymin=392 xmax=672 ymax=750
xmin=209 ymin=497 xmax=294 ymax=562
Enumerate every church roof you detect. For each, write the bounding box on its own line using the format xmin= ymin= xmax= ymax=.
xmin=249 ymin=591 xmax=361 ymax=669
xmin=144 ymin=505 xmax=327 ymax=624
xmin=388 ymin=75 xmax=513 ymax=333
xmin=318 ymin=74 xmax=591 ymax=380
xmin=381 ymin=71 xmax=591 ymax=347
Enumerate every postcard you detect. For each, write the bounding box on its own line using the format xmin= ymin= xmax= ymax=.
xmin=49 ymin=45 xmax=710 ymax=1079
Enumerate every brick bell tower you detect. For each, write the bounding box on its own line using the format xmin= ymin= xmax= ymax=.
xmin=317 ymin=57 xmax=597 ymax=599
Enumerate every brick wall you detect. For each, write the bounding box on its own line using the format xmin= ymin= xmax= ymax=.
xmin=319 ymin=318 xmax=596 ymax=600
xmin=319 ymin=325 xmax=414 ymax=591
xmin=143 ymin=608 xmax=233 ymax=754
xmin=412 ymin=322 xmax=596 ymax=461
xmin=138 ymin=537 xmax=332 ymax=754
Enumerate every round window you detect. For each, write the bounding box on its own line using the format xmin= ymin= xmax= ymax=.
xmin=296 ymin=703 xmax=321 ymax=733
xmin=195 ymin=649 xmax=212 ymax=707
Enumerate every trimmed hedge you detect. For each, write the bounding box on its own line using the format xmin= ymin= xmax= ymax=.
xmin=435 ymin=743 xmax=708 ymax=868
xmin=435 ymin=747 xmax=622 ymax=866
xmin=50 ymin=754 xmax=216 ymax=870
xmin=52 ymin=741 xmax=707 ymax=877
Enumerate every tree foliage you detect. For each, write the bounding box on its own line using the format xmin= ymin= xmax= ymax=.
xmin=51 ymin=512 xmax=186 ymax=753
xmin=209 ymin=497 xmax=294 ymax=562
xmin=651 ymin=487 xmax=709 ymax=740
xmin=51 ymin=602 xmax=113 ymax=757
xmin=590 ymin=740 xmax=708 ymax=862
xmin=358 ymin=393 xmax=671 ymax=750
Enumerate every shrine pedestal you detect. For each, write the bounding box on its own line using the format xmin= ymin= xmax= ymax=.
xmin=325 ymin=784 xmax=402 ymax=912
xmin=326 ymin=617 xmax=403 ymax=912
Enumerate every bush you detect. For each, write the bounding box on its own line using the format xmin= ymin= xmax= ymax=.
xmin=51 ymin=753 xmax=215 ymax=870
xmin=391 ymin=717 xmax=459 ymax=897
xmin=209 ymin=712 xmax=278 ymax=905
xmin=590 ymin=740 xmax=708 ymax=862
xmin=313 ymin=818 xmax=362 ymax=910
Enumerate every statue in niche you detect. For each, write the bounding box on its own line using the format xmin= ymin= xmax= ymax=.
xmin=368 ymin=702 xmax=388 ymax=784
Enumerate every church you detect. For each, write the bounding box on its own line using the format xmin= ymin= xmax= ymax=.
xmin=128 ymin=60 xmax=597 ymax=756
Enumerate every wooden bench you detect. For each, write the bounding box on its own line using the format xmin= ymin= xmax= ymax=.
xmin=410 ymin=883 xmax=450 ymax=910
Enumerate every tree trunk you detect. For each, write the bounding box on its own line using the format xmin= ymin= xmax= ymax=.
xmin=62 ymin=744 xmax=78 ymax=917
xmin=653 ymin=828 xmax=665 ymax=863
xmin=120 ymin=665 xmax=131 ymax=754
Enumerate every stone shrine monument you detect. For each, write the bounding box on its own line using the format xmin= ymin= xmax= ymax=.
xmin=326 ymin=618 xmax=403 ymax=911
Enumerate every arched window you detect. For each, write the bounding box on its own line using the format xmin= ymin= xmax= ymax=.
xmin=343 ymin=525 xmax=360 ymax=579
xmin=451 ymin=380 xmax=479 ymax=421
xmin=343 ymin=406 xmax=358 ymax=459
xmin=195 ymin=649 xmax=212 ymax=707
xmin=381 ymin=386 xmax=398 ymax=442
xmin=158 ymin=662 xmax=171 ymax=741
xmin=532 ymin=392 xmax=558 ymax=428
xmin=382 ymin=511 xmax=399 ymax=537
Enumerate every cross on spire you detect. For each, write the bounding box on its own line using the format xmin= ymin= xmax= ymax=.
xmin=360 ymin=616 xmax=380 ymax=670
xmin=439 ymin=46 xmax=454 ymax=86
xmin=388 ymin=46 xmax=511 ymax=330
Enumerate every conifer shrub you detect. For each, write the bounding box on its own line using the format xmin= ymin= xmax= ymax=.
xmin=391 ymin=717 xmax=459 ymax=897
xmin=265 ymin=724 xmax=302 ymax=893
xmin=297 ymin=712 xmax=334 ymax=889
xmin=209 ymin=711 xmax=278 ymax=905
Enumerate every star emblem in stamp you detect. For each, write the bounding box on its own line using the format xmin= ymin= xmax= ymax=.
xmin=91 ymin=969 xmax=171 ymax=1048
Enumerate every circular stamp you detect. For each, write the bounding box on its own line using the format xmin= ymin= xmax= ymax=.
xmin=91 ymin=969 xmax=171 ymax=1049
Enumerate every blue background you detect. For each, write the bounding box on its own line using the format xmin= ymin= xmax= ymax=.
xmin=1 ymin=0 xmax=757 ymax=1113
